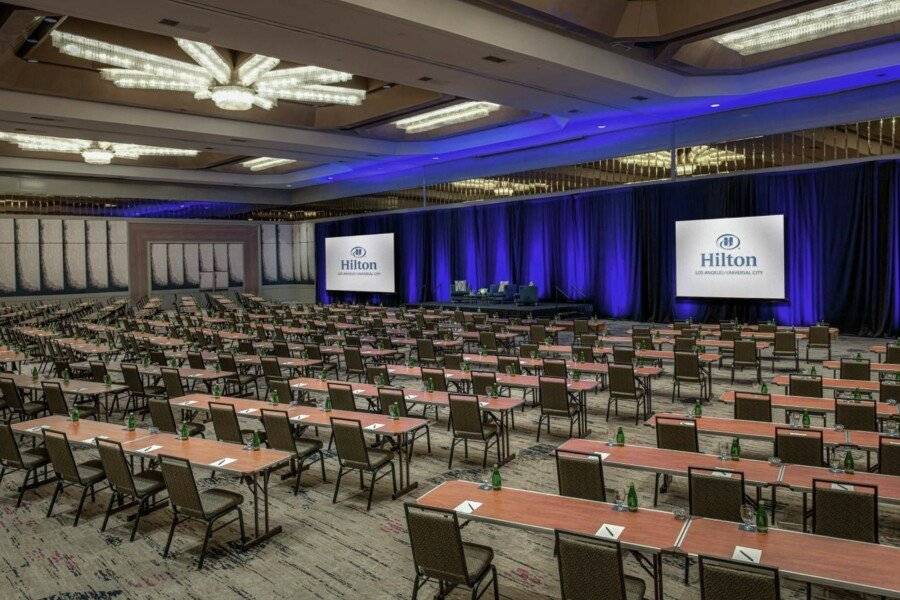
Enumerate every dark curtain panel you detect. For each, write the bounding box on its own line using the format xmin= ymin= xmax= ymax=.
xmin=316 ymin=159 xmax=900 ymax=336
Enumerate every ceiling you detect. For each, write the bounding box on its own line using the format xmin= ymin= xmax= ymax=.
xmin=0 ymin=0 xmax=895 ymax=205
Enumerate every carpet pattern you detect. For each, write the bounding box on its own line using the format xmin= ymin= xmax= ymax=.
xmin=1 ymin=321 xmax=896 ymax=599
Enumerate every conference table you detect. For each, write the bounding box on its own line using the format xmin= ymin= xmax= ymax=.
xmin=770 ymin=374 xmax=880 ymax=395
xmin=3 ymin=373 xmax=128 ymax=421
xmin=13 ymin=415 xmax=290 ymax=548
xmin=822 ymin=359 xmax=900 ymax=378
xmin=719 ymin=390 xmax=899 ymax=422
xmin=68 ymin=361 xmax=234 ymax=393
xmin=286 ymin=376 xmax=522 ymax=463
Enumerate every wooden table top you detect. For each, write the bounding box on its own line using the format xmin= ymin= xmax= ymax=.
xmin=647 ymin=412 xmax=884 ymax=451
xmin=636 ymin=349 xmax=721 ymax=362
xmin=416 ymin=480 xmax=687 ymax=553
xmin=13 ymin=415 xmax=151 ymax=445
xmin=2 ymin=373 xmax=128 ymax=396
xmin=823 ymin=360 xmax=900 ymax=375
xmin=69 ymin=361 xmax=234 ymax=382
xmin=771 ymin=374 xmax=880 ymax=393
xmin=780 ymin=463 xmax=900 ymax=501
xmin=719 ymin=390 xmax=898 ymax=418
xmin=679 ymin=517 xmax=900 ymax=597
xmin=380 ymin=366 xmax=599 ymax=393
xmin=121 ymin=432 xmax=290 ymax=474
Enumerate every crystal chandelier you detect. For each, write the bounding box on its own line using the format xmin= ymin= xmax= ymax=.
xmin=50 ymin=31 xmax=366 ymax=110
xmin=713 ymin=0 xmax=900 ymax=55
xmin=0 ymin=131 xmax=198 ymax=164
xmin=451 ymin=178 xmax=548 ymax=196
xmin=241 ymin=157 xmax=297 ymax=171
xmin=619 ymin=145 xmax=746 ymax=175
xmin=394 ymin=101 xmax=502 ymax=134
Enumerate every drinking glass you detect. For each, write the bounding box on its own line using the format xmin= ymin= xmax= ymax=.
xmin=719 ymin=442 xmax=729 ymax=461
xmin=613 ymin=490 xmax=626 ymax=511
xmin=740 ymin=505 xmax=756 ymax=531
xmin=830 ymin=456 xmax=842 ymax=472
xmin=790 ymin=412 xmax=801 ymax=428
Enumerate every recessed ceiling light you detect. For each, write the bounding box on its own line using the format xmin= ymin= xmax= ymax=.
xmin=710 ymin=103 xmax=721 ymax=108
xmin=597 ymin=124 xmax=607 ymax=129
xmin=713 ymin=0 xmax=900 ymax=55
xmin=393 ymin=101 xmax=502 ymax=134
xmin=0 ymin=131 xmax=197 ymax=164
xmin=432 ymin=156 xmax=440 ymax=160
xmin=50 ymin=31 xmax=366 ymax=111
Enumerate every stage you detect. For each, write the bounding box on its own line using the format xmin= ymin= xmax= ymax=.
xmin=411 ymin=301 xmax=594 ymax=318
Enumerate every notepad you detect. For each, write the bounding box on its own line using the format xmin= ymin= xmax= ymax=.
xmin=732 ymin=546 xmax=762 ymax=564
xmin=26 ymin=425 xmax=48 ymax=433
xmin=593 ymin=452 xmax=610 ymax=461
xmin=711 ymin=470 xmax=733 ymax=478
xmin=455 ymin=500 xmax=482 ymax=514
xmin=81 ymin=435 xmax=108 ymax=444
xmin=238 ymin=408 xmax=258 ymax=415
xmin=292 ymin=382 xmax=307 ymax=388
xmin=595 ymin=524 xmax=624 ymax=540
xmin=291 ymin=414 xmax=310 ymax=421
xmin=364 ymin=423 xmax=384 ymax=431
xmin=353 ymin=389 xmax=365 ymax=395
xmin=479 ymin=401 xmax=489 ymax=407
xmin=179 ymin=400 xmax=198 ymax=406
xmin=405 ymin=394 xmax=417 ymax=401
xmin=831 ymin=482 xmax=855 ymax=491
xmin=209 ymin=457 xmax=237 ymax=468
xmin=388 ymin=369 xmax=396 ymax=374
xmin=136 ymin=444 xmax=163 ymax=454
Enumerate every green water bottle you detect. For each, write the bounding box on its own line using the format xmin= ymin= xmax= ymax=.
xmin=572 ymin=369 xmax=580 ymax=382
xmin=852 ymin=388 xmax=861 ymax=401
xmin=271 ymin=388 xmax=279 ymax=405
xmin=127 ymin=412 xmax=136 ymax=431
xmin=62 ymin=369 xmax=70 ymax=386
xmin=180 ymin=421 xmax=189 ymax=440
xmin=143 ymin=356 xmax=150 ymax=367
xmin=324 ymin=396 xmax=332 ymax=412
xmin=31 ymin=366 xmax=38 ymax=380
xmin=71 ymin=405 xmax=80 ymax=422
xmin=755 ymin=504 xmax=768 ymax=533
xmin=843 ymin=449 xmax=855 ymax=474
xmin=389 ymin=401 xmax=400 ymax=420
xmin=104 ymin=373 xmax=112 ymax=386
xmin=506 ymin=366 xmax=515 ymax=376
xmin=809 ymin=366 xmax=817 ymax=376
xmin=760 ymin=382 xmax=768 ymax=394
xmin=490 ymin=383 xmax=499 ymax=398
xmin=212 ymin=383 xmax=221 ymax=398
xmin=693 ymin=401 xmax=703 ymax=418
xmin=378 ymin=374 xmax=387 ymax=386
xmin=251 ymin=430 xmax=261 ymax=451
xmin=615 ymin=426 xmax=625 ymax=446
xmin=490 ymin=464 xmax=502 ymax=490
xmin=730 ymin=437 xmax=741 ymax=460
xmin=214 ymin=361 xmax=221 ymax=373
xmin=626 ymin=483 xmax=639 ymax=512
xmin=463 ymin=360 xmax=471 ymax=372
xmin=801 ymin=409 xmax=811 ymax=428
xmin=425 ymin=378 xmax=434 ymax=393
xmin=855 ymin=352 xmax=862 ymax=360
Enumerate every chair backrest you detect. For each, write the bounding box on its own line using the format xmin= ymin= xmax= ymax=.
xmin=448 ymin=394 xmax=484 ymax=437
xmin=186 ymin=351 xmax=206 ymax=370
xmin=719 ymin=329 xmax=741 ymax=342
xmin=365 ymin=365 xmax=390 ymax=385
xmin=519 ymin=343 xmax=538 ymax=359
xmin=674 ymin=337 xmax=697 ymax=352
xmin=655 ymin=417 xmax=699 ymax=452
xmin=733 ymin=340 xmax=758 ymax=363
xmin=808 ymin=326 xmax=831 ymax=346
xmin=699 ymin=556 xmax=780 ymax=600
xmin=733 ymin=392 xmax=772 ymax=422
xmin=416 ymin=339 xmax=436 ymax=360
xmin=377 ymin=386 xmax=407 ymax=416
xmin=43 ymin=429 xmax=83 ymax=484
xmin=840 ymin=358 xmax=870 ymax=381
xmin=555 ymin=529 xmax=629 ymax=600
xmin=556 ymin=450 xmax=606 ymax=502
xmin=788 ymin=375 xmax=822 ymax=398
xmin=674 ymin=351 xmax=701 ymax=380
xmin=404 ymin=503 xmax=471 ymax=585
xmin=260 ymin=356 xmax=282 ymax=379
xmin=529 ymin=324 xmax=546 ymax=344
xmin=0 ymin=376 xmax=23 ymax=410
xmin=442 ymin=354 xmax=463 ymax=370
xmin=571 ymin=345 xmax=594 ymax=363
xmin=834 ymin=399 xmax=876 ymax=432
xmin=812 ymin=478 xmax=878 ymax=543
xmin=158 ymin=454 xmax=206 ymax=518
xmin=304 ymin=343 xmax=324 ymax=360
xmin=327 ymin=382 xmax=358 ymax=411
xmin=880 ymin=379 xmax=900 ymax=404
xmin=479 ymin=331 xmax=497 ymax=350
xmin=612 ymin=347 xmax=634 ymax=365
xmin=272 ymin=341 xmax=292 ymax=358
xmin=209 ymin=401 xmax=244 ymax=444
xmin=470 ymin=371 xmax=496 ymax=396
xmin=540 ymin=376 xmax=571 ymax=413
xmin=632 ymin=335 xmax=653 ymax=349
xmin=267 ymin=377 xmax=294 ymax=404
xmin=89 ymin=361 xmax=108 ymax=383
xmin=886 ymin=344 xmax=900 ymax=365
xmin=773 ymin=331 xmax=797 ymax=352
xmin=329 ymin=417 xmax=371 ymax=468
xmin=879 ymin=436 xmax=900 ymax=476
xmin=260 ymin=409 xmax=295 ymax=453
xmin=608 ymin=364 xmax=637 ymax=397
xmin=542 ymin=358 xmax=568 ymax=379
xmin=148 ymin=397 xmax=177 ymax=432
xmin=149 ymin=349 xmax=167 ymax=365
xmin=343 ymin=347 xmax=365 ymax=372
xmin=42 ymin=381 xmax=69 ymax=415
xmin=497 ymin=356 xmax=521 ymax=375
xmin=0 ymin=422 xmax=24 ymax=467
xmin=577 ymin=334 xmax=598 ymax=348
xmin=420 ymin=367 xmax=447 ymax=392
xmin=688 ymin=466 xmax=744 ymax=522
xmin=96 ymin=438 xmax=137 ymax=496
xmin=774 ymin=427 xmax=824 ymax=466
xmin=120 ymin=363 xmax=145 ymax=394
xmin=160 ymin=367 xmax=185 ymax=398
xmin=573 ymin=319 xmax=590 ymax=335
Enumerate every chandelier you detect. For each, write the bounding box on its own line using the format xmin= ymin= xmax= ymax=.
xmin=394 ymin=101 xmax=501 ymax=134
xmin=0 ymin=131 xmax=198 ymax=164
xmin=50 ymin=31 xmax=366 ymax=111
xmin=618 ymin=145 xmax=746 ymax=175
xmin=452 ymin=178 xmax=548 ymax=196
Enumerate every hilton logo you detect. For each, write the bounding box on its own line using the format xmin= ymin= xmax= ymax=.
xmin=701 ymin=233 xmax=757 ymax=267
xmin=350 ymin=246 xmax=367 ymax=258
xmin=341 ymin=246 xmax=377 ymax=271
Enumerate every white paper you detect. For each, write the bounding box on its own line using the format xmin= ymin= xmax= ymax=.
xmin=291 ymin=414 xmax=310 ymax=421
xmin=364 ymin=423 xmax=384 ymax=431
xmin=81 ymin=435 xmax=108 ymax=444
xmin=353 ymin=389 xmax=365 ymax=394
xmin=595 ymin=524 xmax=624 ymax=540
xmin=210 ymin=457 xmax=237 ymax=468
xmin=593 ymin=452 xmax=610 ymax=461
xmin=26 ymin=425 xmax=48 ymax=433
xmin=136 ymin=444 xmax=163 ymax=454
xmin=479 ymin=401 xmax=489 ymax=407
xmin=293 ymin=382 xmax=307 ymax=388
xmin=238 ymin=408 xmax=258 ymax=415
xmin=405 ymin=394 xmax=417 ymax=400
xmin=711 ymin=470 xmax=733 ymax=478
xmin=454 ymin=500 xmax=482 ymax=514
xmin=732 ymin=546 xmax=762 ymax=564
xmin=179 ymin=400 xmax=198 ymax=406
xmin=830 ymin=482 xmax=854 ymax=491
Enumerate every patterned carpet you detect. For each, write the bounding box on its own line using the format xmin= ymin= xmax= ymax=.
xmin=1 ymin=320 xmax=896 ymax=599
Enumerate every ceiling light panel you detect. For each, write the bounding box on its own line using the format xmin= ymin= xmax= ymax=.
xmin=394 ymin=101 xmax=502 ymax=134
xmin=50 ymin=30 xmax=366 ymax=111
xmin=713 ymin=0 xmax=900 ymax=55
xmin=241 ymin=157 xmax=297 ymax=171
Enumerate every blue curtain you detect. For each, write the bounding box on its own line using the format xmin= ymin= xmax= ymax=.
xmin=316 ymin=159 xmax=900 ymax=336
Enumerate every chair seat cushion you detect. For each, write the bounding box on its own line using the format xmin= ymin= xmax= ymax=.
xmin=462 ymin=542 xmax=494 ymax=582
xmin=365 ymin=449 xmax=394 ymax=470
xmin=186 ymin=422 xmax=206 ymax=437
xmin=20 ymin=447 xmax=50 ymax=469
xmin=22 ymin=402 xmax=46 ymax=415
xmin=457 ymin=423 xmax=497 ymax=439
xmin=77 ymin=458 xmax=106 ymax=484
xmin=201 ymin=488 xmax=244 ymax=516
xmin=296 ymin=438 xmax=323 ymax=458
xmin=133 ymin=470 xmax=166 ymax=496
xmin=624 ymin=575 xmax=646 ymax=600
